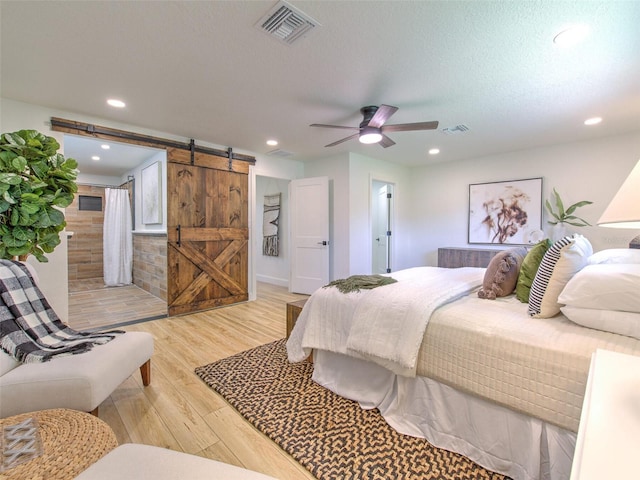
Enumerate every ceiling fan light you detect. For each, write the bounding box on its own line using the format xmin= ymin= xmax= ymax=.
xmin=359 ymin=133 xmax=382 ymax=144
xmin=359 ymin=127 xmax=382 ymax=144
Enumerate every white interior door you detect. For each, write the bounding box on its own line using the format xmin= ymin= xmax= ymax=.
xmin=289 ymin=176 xmax=329 ymax=294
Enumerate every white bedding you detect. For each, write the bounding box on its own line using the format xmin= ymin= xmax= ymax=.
xmin=287 ymin=266 xmax=640 ymax=432
xmin=420 ymin=294 xmax=640 ymax=432
xmin=287 ymin=264 xmax=640 ymax=480
xmin=287 ymin=266 xmax=484 ymax=376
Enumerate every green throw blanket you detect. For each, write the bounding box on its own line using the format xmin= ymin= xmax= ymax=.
xmin=324 ymin=274 xmax=397 ymax=294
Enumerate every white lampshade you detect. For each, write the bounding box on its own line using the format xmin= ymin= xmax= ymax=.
xmin=598 ymin=159 xmax=640 ymax=229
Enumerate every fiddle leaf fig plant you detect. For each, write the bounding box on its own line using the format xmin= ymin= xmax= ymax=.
xmin=0 ymin=130 xmax=78 ymax=262
xmin=545 ymin=188 xmax=592 ymax=227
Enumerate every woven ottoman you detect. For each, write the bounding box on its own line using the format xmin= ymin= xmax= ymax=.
xmin=0 ymin=408 xmax=117 ymax=479
xmin=73 ymin=444 xmax=278 ymax=479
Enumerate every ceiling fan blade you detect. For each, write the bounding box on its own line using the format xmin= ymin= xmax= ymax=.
xmin=379 ymin=134 xmax=396 ymax=148
xmin=325 ymin=133 xmax=359 ymax=147
xmin=368 ymin=104 xmax=399 ymax=128
xmin=382 ymin=121 xmax=439 ymax=132
xmin=310 ymin=123 xmax=360 ymax=130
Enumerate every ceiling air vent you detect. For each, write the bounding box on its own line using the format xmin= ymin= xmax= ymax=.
xmin=267 ymin=148 xmax=294 ymax=158
xmin=256 ymin=1 xmax=320 ymax=45
xmin=441 ymin=124 xmax=470 ymax=135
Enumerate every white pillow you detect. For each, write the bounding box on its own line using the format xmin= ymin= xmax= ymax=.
xmin=528 ymin=234 xmax=593 ymax=318
xmin=558 ymin=263 xmax=640 ymax=313
xmin=561 ymin=306 xmax=640 ymax=340
xmin=588 ymin=248 xmax=640 ymax=265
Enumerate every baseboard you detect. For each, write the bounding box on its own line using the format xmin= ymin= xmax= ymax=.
xmin=256 ymin=274 xmax=289 ymax=288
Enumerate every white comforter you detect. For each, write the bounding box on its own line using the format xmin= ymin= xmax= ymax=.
xmin=286 ymin=266 xmax=484 ymax=376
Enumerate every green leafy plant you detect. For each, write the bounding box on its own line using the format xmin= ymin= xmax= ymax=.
xmin=545 ymin=188 xmax=592 ymax=227
xmin=0 ymin=130 xmax=78 ymax=262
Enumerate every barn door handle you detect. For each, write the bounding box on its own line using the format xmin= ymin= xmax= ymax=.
xmin=176 ymin=225 xmax=181 ymax=247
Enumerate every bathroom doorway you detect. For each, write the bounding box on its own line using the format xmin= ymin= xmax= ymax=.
xmin=371 ymin=180 xmax=394 ymax=274
xmin=64 ymin=135 xmax=168 ymax=329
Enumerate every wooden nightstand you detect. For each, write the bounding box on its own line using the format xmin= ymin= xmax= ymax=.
xmin=286 ymin=298 xmax=308 ymax=338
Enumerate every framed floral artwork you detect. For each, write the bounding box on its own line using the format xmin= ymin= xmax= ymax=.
xmin=468 ymin=177 xmax=543 ymax=245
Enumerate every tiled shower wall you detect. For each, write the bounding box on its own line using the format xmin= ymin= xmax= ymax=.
xmin=66 ymin=185 xmax=105 ymax=281
xmin=133 ymin=233 xmax=167 ymax=300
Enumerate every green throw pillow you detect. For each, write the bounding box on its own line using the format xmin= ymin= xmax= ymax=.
xmin=515 ymin=239 xmax=551 ymax=303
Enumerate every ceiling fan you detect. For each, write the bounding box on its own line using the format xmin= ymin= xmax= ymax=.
xmin=310 ymin=104 xmax=439 ymax=148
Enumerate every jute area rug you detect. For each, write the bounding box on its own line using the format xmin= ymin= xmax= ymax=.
xmin=195 ymin=339 xmax=509 ymax=480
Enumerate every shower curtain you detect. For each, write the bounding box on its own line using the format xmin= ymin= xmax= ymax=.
xmin=103 ymin=188 xmax=133 ymax=286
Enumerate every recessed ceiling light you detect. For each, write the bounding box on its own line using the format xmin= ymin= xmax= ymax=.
xmin=101 ymin=144 xmax=110 ymax=150
xmin=107 ymin=98 xmax=126 ymax=108
xmin=584 ymin=116 xmax=602 ymax=126
xmin=553 ymin=25 xmax=590 ymax=47
xmin=91 ymin=155 xmax=100 ymax=161
xmin=428 ymin=148 xmax=440 ymax=155
xmin=266 ymin=139 xmax=278 ymax=146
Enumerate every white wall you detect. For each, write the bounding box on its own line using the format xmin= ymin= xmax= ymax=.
xmin=255 ymin=176 xmax=290 ymax=286
xmin=408 ymin=130 xmax=640 ymax=267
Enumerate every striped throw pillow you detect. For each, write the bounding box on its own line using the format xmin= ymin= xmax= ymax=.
xmin=528 ymin=234 xmax=592 ymax=318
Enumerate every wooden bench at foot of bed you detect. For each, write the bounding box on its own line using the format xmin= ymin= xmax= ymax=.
xmin=286 ymin=298 xmax=308 ymax=338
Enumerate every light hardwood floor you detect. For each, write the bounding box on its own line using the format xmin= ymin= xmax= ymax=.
xmin=98 ymin=282 xmax=314 ymax=479
xmin=68 ymin=279 xmax=167 ymax=330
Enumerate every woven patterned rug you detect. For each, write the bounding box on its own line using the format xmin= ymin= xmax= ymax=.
xmin=195 ymin=339 xmax=509 ymax=480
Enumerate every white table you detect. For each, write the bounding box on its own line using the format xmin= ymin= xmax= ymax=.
xmin=570 ymin=349 xmax=640 ymax=479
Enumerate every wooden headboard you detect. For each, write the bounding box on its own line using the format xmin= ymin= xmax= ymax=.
xmin=437 ymin=247 xmax=503 ymax=268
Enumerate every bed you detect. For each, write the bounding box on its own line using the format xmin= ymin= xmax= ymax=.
xmin=286 ymin=237 xmax=640 ymax=480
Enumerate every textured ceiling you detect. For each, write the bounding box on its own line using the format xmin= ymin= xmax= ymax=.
xmin=1 ymin=0 xmax=639 ymax=176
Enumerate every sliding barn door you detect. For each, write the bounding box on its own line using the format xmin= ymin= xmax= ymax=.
xmin=166 ymin=149 xmax=249 ymax=316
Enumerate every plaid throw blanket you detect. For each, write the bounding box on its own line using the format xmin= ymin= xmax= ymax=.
xmin=0 ymin=260 xmax=123 ymax=363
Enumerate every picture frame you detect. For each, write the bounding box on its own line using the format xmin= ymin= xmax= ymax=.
xmin=468 ymin=177 xmax=543 ymax=245
xmin=141 ymin=161 xmax=162 ymax=224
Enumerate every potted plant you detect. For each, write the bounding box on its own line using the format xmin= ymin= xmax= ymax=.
xmin=0 ymin=130 xmax=78 ymax=262
xmin=545 ymin=188 xmax=592 ymax=241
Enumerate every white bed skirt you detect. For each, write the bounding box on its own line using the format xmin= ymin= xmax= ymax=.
xmin=312 ymin=350 xmax=576 ymax=480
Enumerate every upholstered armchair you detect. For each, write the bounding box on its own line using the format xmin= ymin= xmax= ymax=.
xmin=0 ymin=330 xmax=153 ymax=417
